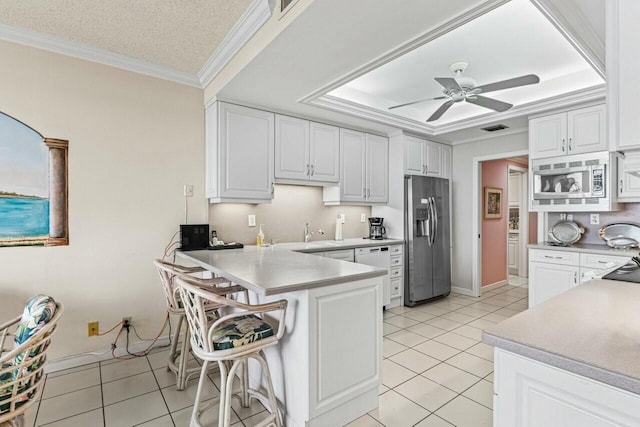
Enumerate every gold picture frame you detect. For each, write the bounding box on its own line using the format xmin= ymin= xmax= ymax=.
xmin=484 ymin=187 xmax=503 ymax=219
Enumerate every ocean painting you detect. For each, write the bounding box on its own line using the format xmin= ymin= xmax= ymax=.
xmin=0 ymin=112 xmax=49 ymax=246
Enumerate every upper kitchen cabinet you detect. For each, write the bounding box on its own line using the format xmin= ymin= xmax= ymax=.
xmin=608 ymin=2 xmax=640 ymax=151
xmin=617 ymin=152 xmax=640 ymax=202
xmin=403 ymin=135 xmax=449 ymax=178
xmin=206 ymin=102 xmax=275 ymax=203
xmin=323 ymin=129 xmax=388 ymax=205
xmin=529 ymin=104 xmax=606 ymax=160
xmin=274 ymin=115 xmax=340 ymax=184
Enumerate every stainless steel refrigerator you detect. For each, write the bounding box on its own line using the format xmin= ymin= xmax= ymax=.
xmin=404 ymin=175 xmax=451 ymax=306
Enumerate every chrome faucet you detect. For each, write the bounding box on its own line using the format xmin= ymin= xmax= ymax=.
xmin=304 ymin=222 xmax=325 ymax=243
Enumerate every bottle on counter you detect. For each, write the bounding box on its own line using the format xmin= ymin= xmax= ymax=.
xmin=335 ymin=215 xmax=343 ymax=241
xmin=257 ymin=224 xmax=265 ymax=247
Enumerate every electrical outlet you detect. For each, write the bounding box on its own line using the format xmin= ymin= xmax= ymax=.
xmin=339 ymin=213 xmax=346 ymax=224
xmin=248 ymin=214 xmax=256 ymax=227
xmin=590 ymin=213 xmax=600 ymax=225
xmin=360 ymin=213 xmax=366 ymax=223
xmin=88 ymin=321 xmax=99 ymax=337
xmin=183 ymin=184 xmax=193 ymax=197
xmin=567 ymin=214 xmax=573 ymax=221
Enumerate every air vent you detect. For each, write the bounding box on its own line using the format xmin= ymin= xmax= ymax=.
xmin=481 ymin=124 xmax=509 ymax=132
xmin=281 ymin=0 xmax=295 ymax=11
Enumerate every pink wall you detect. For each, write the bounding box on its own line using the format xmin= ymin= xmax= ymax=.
xmin=529 ymin=212 xmax=538 ymax=244
xmin=481 ymin=159 xmax=528 ymax=286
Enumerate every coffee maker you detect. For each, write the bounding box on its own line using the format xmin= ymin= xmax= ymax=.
xmin=368 ymin=217 xmax=386 ymax=240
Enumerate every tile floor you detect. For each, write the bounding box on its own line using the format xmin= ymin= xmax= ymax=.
xmin=20 ymin=277 xmax=527 ymax=427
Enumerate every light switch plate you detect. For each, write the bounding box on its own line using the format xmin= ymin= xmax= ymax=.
xmin=339 ymin=214 xmax=346 ymax=224
xmin=590 ymin=213 xmax=600 ymax=225
xmin=248 ymin=214 xmax=256 ymax=227
xmin=360 ymin=213 xmax=366 ymax=223
xmin=567 ymin=214 xmax=573 ymax=221
xmin=183 ymin=184 xmax=193 ymax=197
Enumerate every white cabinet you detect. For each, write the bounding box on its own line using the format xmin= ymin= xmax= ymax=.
xmin=494 ymin=349 xmax=640 ymax=427
xmin=389 ymin=245 xmax=404 ymax=306
xmin=508 ymin=173 xmax=521 ymax=206
xmin=529 ymin=105 xmax=606 ymax=160
xmin=403 ymin=136 xmax=450 ymax=178
xmin=617 ymin=152 xmax=640 ymax=202
xmin=324 ymin=130 xmax=388 ymax=204
xmin=274 ymin=115 xmax=340 ymax=183
xmin=206 ymin=102 xmax=274 ymax=203
xmin=508 ymin=235 xmax=519 ymax=274
xmin=322 ymin=249 xmax=355 ymax=262
xmin=608 ymin=1 xmax=640 ymax=151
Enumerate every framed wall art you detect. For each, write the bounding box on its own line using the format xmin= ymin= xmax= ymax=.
xmin=484 ymin=187 xmax=502 ymax=219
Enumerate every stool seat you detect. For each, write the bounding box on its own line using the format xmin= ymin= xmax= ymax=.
xmin=211 ymin=314 xmax=274 ymax=351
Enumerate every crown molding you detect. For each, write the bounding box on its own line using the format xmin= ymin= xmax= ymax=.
xmin=0 ymin=22 xmax=201 ymax=87
xmin=198 ymin=0 xmax=275 ymax=88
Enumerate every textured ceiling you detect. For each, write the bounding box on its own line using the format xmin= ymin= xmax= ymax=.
xmin=0 ymin=0 xmax=252 ymax=74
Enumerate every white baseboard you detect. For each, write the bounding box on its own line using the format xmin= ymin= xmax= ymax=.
xmin=481 ymin=279 xmax=508 ymax=292
xmin=46 ymin=336 xmax=171 ymax=373
xmin=451 ymin=286 xmax=475 ymax=296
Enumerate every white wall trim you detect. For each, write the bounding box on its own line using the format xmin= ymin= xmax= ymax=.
xmin=481 ymin=279 xmax=508 ymax=292
xmin=46 ymin=336 xmax=171 ymax=373
xmin=452 ymin=127 xmax=528 ymax=146
xmin=606 ymin=0 xmax=619 ymax=152
xmin=451 ymin=286 xmax=475 ymax=297
xmin=472 ymin=149 xmax=529 ymax=298
xmin=0 ymin=22 xmax=201 ymax=88
xmin=198 ymin=0 xmax=275 ymax=88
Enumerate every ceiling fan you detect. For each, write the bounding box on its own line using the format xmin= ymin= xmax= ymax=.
xmin=388 ymin=61 xmax=540 ymax=122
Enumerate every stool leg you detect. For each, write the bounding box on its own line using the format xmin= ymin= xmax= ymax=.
xmin=255 ymin=350 xmax=282 ymax=427
xmin=223 ymin=360 xmax=243 ymax=427
xmin=241 ymin=359 xmax=249 ymax=407
xmin=168 ymin=314 xmax=183 ymax=371
xmin=176 ymin=320 xmax=191 ymax=390
xmin=191 ymin=360 xmax=209 ymax=427
xmin=217 ymin=361 xmax=228 ymax=427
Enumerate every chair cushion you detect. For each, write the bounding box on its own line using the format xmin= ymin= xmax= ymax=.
xmin=14 ymin=295 xmax=57 ymax=347
xmin=0 ymin=364 xmax=26 ymax=413
xmin=211 ymin=315 xmax=274 ymax=351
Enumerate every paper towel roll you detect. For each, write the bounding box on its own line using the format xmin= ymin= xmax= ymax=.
xmin=335 ymin=217 xmax=343 ymax=241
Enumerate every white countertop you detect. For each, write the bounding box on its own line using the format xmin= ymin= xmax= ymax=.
xmin=483 ymin=279 xmax=640 ymax=394
xmin=273 ymin=237 xmax=404 ymax=253
xmin=177 ymin=239 xmax=396 ymax=296
xmin=528 ymin=242 xmax=640 ymax=256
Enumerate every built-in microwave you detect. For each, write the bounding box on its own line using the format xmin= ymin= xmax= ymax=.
xmin=531 ymin=151 xmax=621 ymax=212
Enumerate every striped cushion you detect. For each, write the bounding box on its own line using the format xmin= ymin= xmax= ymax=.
xmin=211 ymin=315 xmax=274 ymax=351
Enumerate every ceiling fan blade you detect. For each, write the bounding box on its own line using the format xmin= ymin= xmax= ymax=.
xmin=426 ymin=100 xmax=455 ymax=122
xmin=466 ymin=95 xmax=512 ymax=112
xmin=435 ymin=77 xmax=462 ymax=92
xmin=388 ymin=96 xmax=448 ymax=110
xmin=474 ymin=74 xmax=540 ymax=94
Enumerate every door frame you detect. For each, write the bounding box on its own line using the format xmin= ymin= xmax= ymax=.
xmin=506 ymin=164 xmax=529 ymax=279
xmin=472 ymin=150 xmax=529 ymax=297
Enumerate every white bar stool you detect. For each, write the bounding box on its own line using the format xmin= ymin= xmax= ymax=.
xmin=176 ymin=276 xmax=287 ymax=427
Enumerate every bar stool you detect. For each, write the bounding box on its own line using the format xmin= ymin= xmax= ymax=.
xmin=176 ymin=276 xmax=287 ymax=427
xmin=153 ymin=259 xmax=242 ymax=390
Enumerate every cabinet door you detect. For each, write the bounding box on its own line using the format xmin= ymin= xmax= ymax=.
xmin=219 ymin=103 xmax=274 ymax=200
xmin=618 ymin=154 xmax=640 ymax=200
xmin=529 ymin=113 xmax=567 ymax=159
xmin=275 ymin=115 xmax=309 ymax=181
xmin=529 ymin=262 xmax=579 ymax=307
xmin=508 ymin=174 xmax=521 ymax=206
xmin=340 ymin=129 xmax=367 ymax=202
xmin=309 ymin=122 xmax=340 ymax=183
xmin=365 ymin=134 xmax=389 ymax=203
xmin=425 ymin=140 xmax=442 ymax=177
xmin=508 ymin=239 xmax=518 ymax=272
xmin=440 ymin=144 xmax=452 ymax=179
xmin=404 ymin=136 xmax=425 ymax=175
xmin=568 ymin=105 xmax=606 ymax=154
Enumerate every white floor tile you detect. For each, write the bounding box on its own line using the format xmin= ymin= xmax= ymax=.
xmin=379 ymin=384 xmax=389 ymax=395
xmin=383 ymin=337 xmax=408 ymax=358
xmin=384 ymin=316 xmax=420 ymax=329
xmin=37 ymin=408 xmax=103 ymax=427
xmin=446 ymin=352 xmax=494 ymax=377
xmin=467 ymin=318 xmax=499 ymax=330
xmin=104 ymin=391 xmax=168 ymax=427
xmin=435 ymin=395 xmax=492 ymax=427
xmin=413 ymin=340 xmax=460 ymax=361
xmin=101 ymin=357 xmax=151 ymax=383
xmin=230 ymin=397 xmax=266 ymax=421
xmin=422 ymin=363 xmax=480 ymax=394
xmin=395 ymin=375 xmax=457 ymax=412
xmin=383 ymin=322 xmax=401 ymax=336
xmin=462 ymin=379 xmax=493 ymax=409
xmin=481 ymin=312 xmax=510 ymax=323
xmin=450 ymin=325 xmax=484 ymax=341
xmin=388 ymin=306 xmax=414 ymax=315
xmin=494 ymin=307 xmax=520 ymax=317
xmin=153 ymin=367 xmax=178 ymax=389
xmin=439 ymin=311 xmax=478 ymax=324
xmin=344 ymin=413 xmax=384 ymax=427
xmin=36 ymin=385 xmax=102 ymax=425
xmin=161 ymin=375 xmax=220 ymax=412
xmin=414 ymin=414 xmax=455 ymax=426
xmin=46 ymin=363 xmax=98 ymax=378
xmin=103 ymin=371 xmax=159 ymax=406
xmin=368 ymin=390 xmax=430 ymax=427
xmin=407 ymin=323 xmax=447 ymax=339
xmin=414 ymin=306 xmax=449 ymax=317
xmin=382 ymin=359 xmax=416 ymax=388
xmin=171 ymin=402 xmax=240 ymax=427
xmin=484 ymin=372 xmax=494 ymax=382
xmin=465 ymin=342 xmax=494 ymax=362
xmin=433 ymin=332 xmax=478 ymax=351
xmin=42 ymin=367 xmax=100 ymax=399
xmin=424 ymin=318 xmax=463 ymax=331
xmin=401 ymin=310 xmax=436 ymax=322
xmin=135 ymin=414 xmax=175 ymax=426
xmin=236 ymin=410 xmax=274 ymax=427
xmin=386 ymin=330 xmax=428 ymax=347
xmin=389 ymin=349 xmax=439 ymax=374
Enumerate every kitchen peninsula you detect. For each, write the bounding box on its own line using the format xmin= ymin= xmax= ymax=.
xmin=178 ymin=242 xmax=392 ymax=427
xmin=483 ymin=279 xmax=640 ymax=426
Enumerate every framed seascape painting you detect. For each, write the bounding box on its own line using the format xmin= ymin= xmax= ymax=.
xmin=0 ymin=112 xmax=68 ymax=247
xmin=484 ymin=187 xmax=503 ymax=219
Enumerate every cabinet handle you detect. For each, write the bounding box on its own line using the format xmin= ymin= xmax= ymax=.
xmin=568 ymin=137 xmax=573 ymax=152
xmin=306 ymin=164 xmax=310 ymax=176
xmin=561 ymin=138 xmax=565 ymax=152
xmin=620 ymin=179 xmax=624 ymax=194
xmin=310 ymin=164 xmax=314 ymax=176
xmin=271 ymin=182 xmax=274 ymax=195
xmin=367 ymin=188 xmax=371 ymax=198
xmin=543 ymin=255 xmax=563 ymax=259
xmin=574 ymin=272 xmax=577 ymax=284
xmin=363 ymin=188 xmax=367 ymax=199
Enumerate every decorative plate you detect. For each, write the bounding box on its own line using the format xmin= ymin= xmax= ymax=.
xmin=598 ymin=223 xmax=640 ymax=248
xmin=548 ymin=220 xmax=585 ymax=245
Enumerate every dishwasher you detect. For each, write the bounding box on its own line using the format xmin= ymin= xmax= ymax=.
xmin=355 ymin=246 xmax=391 ymax=307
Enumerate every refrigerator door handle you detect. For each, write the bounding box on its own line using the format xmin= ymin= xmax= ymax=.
xmin=431 ymin=196 xmax=438 ymax=246
xmin=426 ymin=198 xmax=433 ymax=247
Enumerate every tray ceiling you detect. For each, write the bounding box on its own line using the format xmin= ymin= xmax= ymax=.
xmin=0 ymin=0 xmax=251 ymax=74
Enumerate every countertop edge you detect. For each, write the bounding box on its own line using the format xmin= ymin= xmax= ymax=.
xmin=483 ymin=332 xmax=640 ymax=395
xmin=261 ymin=270 xmax=387 ymax=296
xmin=527 ymin=243 xmax=639 ymax=256
xmin=283 ymin=239 xmax=405 ymax=253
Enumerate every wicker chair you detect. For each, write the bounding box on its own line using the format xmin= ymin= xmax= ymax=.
xmin=153 ymin=259 xmax=242 ymax=390
xmin=0 ymin=296 xmax=63 ymax=427
xmin=176 ymin=276 xmax=287 ymax=427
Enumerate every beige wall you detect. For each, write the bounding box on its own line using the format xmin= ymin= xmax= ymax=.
xmin=0 ymin=40 xmax=207 ymax=359
xmin=209 ymin=184 xmax=371 ymax=244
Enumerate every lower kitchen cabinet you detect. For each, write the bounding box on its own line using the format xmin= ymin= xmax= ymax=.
xmin=494 ymin=349 xmax=640 ymax=427
xmin=508 ymin=235 xmax=519 ymax=274
xmin=529 ymin=261 xmax=579 ymax=306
